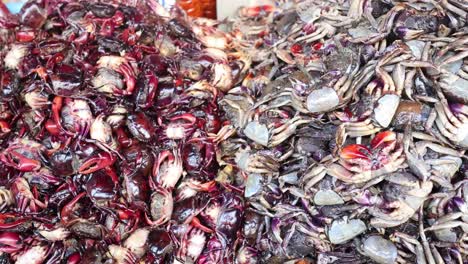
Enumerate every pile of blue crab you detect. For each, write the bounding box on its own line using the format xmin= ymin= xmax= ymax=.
xmin=217 ymin=0 xmax=467 ymax=263
xmin=0 ymin=0 xmax=467 ymax=263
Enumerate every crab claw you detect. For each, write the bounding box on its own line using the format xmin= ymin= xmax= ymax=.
xmin=60 ymin=192 xmax=86 ymax=224
xmin=0 ymin=231 xmax=22 ymax=253
xmin=340 ymin=144 xmax=371 ymax=160
xmin=152 ymin=149 xmax=183 ymax=190
xmin=191 ymin=217 xmax=213 ymax=233
xmin=49 ymin=96 xmax=71 ymax=136
xmin=170 ymin=113 xmax=197 ymax=124
xmin=79 ymin=152 xmax=116 ymax=174
xmin=0 ymin=152 xmax=41 ymax=172
xmin=370 ymin=131 xmax=396 ymax=149
xmin=0 ymin=120 xmax=10 ymax=134
xmin=175 ymin=180 xmax=217 ymax=202
xmin=0 ymin=214 xmax=28 ymax=229
xmin=117 ymin=63 xmax=136 ymax=95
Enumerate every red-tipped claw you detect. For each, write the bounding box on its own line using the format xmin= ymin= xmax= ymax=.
xmin=0 ymin=120 xmax=10 ymax=134
xmin=170 ymin=113 xmax=197 ymax=125
xmin=340 ymin=144 xmax=371 ymax=160
xmin=49 ymin=96 xmax=69 ymax=135
xmin=370 ymin=131 xmax=396 ymax=149
xmin=60 ymin=192 xmax=86 ymax=224
xmin=0 ymin=151 xmax=41 ymax=172
xmin=79 ymin=152 xmax=116 ymax=174
xmin=0 ymin=214 xmax=28 ymax=229
xmin=117 ymin=63 xmax=136 ymax=95
xmin=191 ymin=217 xmax=213 ymax=234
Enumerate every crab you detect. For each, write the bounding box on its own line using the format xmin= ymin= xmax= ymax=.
xmin=0 ymin=231 xmax=22 ymax=254
xmin=268 ymin=115 xmax=311 ymax=147
xmin=327 ymin=131 xmax=405 ymax=184
xmin=23 ymin=88 xmax=49 ymax=110
xmin=175 ymin=227 xmax=207 ymax=264
xmin=151 ymin=149 xmax=183 ymax=189
xmin=78 ymin=151 xmax=117 ymax=174
xmin=96 ymin=55 xmax=139 ymax=95
xmin=369 ymin=172 xmax=433 ymax=228
xmin=108 ymin=244 xmax=137 ymax=264
xmin=0 ymin=188 xmax=13 ymax=212
xmin=191 ymin=23 xmax=232 ymax=50
xmin=145 ymin=187 xmax=173 ymax=227
xmin=11 ymin=177 xmax=47 ymax=214
xmin=301 ymin=164 xmax=328 ymax=191
xmin=49 ymin=97 xmax=94 ymax=137
xmin=184 ymin=80 xmax=219 ymax=104
xmin=308 ymin=76 xmax=358 ymax=114
xmin=425 ymin=211 xmax=468 ymax=235
xmin=162 ymin=113 xmax=197 ymax=140
xmin=4 ymin=44 xmax=28 ymax=70
xmin=334 ymin=44 xmax=437 ymax=138
xmin=391 ymin=232 xmax=428 ymax=264
xmin=175 ymin=179 xmax=216 ymax=202
xmin=210 ymin=62 xmax=234 ymax=92
xmin=355 ymin=235 xmax=398 ymax=264
xmin=90 ymin=114 xmax=116 ymax=148
xmin=123 ymin=228 xmax=150 ymax=260
xmin=0 ymin=138 xmax=44 ymax=172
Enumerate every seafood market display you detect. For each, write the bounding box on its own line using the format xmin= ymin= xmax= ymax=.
xmin=0 ymin=0 xmax=245 ymax=263
xmin=0 ymin=0 xmax=466 ymax=263
xmin=221 ymin=0 xmax=467 ymax=263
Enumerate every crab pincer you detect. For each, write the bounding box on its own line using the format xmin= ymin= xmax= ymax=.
xmin=79 ymin=151 xmax=117 ymax=174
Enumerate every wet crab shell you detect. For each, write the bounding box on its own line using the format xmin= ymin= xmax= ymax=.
xmin=149 ymin=188 xmax=173 ymax=226
xmin=61 ymin=99 xmax=94 ymax=135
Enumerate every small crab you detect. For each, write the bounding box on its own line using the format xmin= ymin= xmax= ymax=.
xmin=96 ymin=55 xmax=139 ymax=95
xmin=0 ymin=188 xmax=13 ymax=212
xmin=145 ymin=187 xmax=173 ymax=227
xmin=152 ymin=149 xmax=183 ymax=189
xmin=123 ymin=228 xmax=150 ymax=259
xmin=0 ymin=138 xmax=44 ymax=172
xmin=90 ymin=114 xmax=116 ymax=148
xmin=369 ymin=172 xmax=433 ymax=228
xmin=78 ymin=151 xmax=116 ymax=174
xmin=355 ymin=235 xmax=398 ymax=264
xmin=335 ymin=45 xmax=427 ymax=138
xmin=0 ymin=231 xmax=22 ymax=253
xmin=268 ymin=115 xmax=311 ymax=147
xmin=191 ymin=23 xmax=232 ymax=50
xmin=163 ymin=113 xmax=197 ymax=140
xmin=328 ymin=131 xmax=405 ymax=183
xmin=176 ymin=227 xmax=207 ymax=263
xmin=4 ymin=44 xmax=28 ymax=71
xmin=175 ymin=178 xmax=216 ymax=202
xmin=51 ymin=97 xmax=94 ymax=136
xmin=211 ymin=62 xmax=233 ymax=92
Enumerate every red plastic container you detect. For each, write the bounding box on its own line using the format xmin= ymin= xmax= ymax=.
xmin=177 ymin=0 xmax=216 ymax=19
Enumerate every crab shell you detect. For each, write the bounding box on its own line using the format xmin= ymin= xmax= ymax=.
xmin=328 ymin=131 xmax=405 ymax=183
